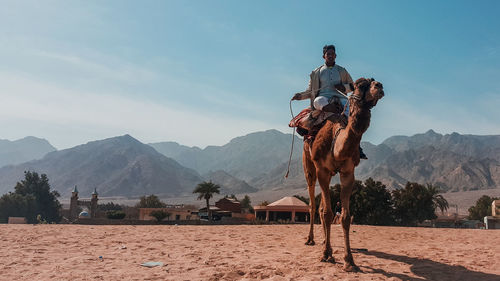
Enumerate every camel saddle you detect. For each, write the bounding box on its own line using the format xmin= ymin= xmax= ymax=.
xmin=289 ymin=100 xmax=347 ymax=142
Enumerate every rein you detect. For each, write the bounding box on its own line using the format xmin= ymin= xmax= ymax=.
xmin=284 ymin=99 xmax=296 ymax=178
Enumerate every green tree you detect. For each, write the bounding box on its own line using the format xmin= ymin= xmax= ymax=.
xmin=135 ymin=195 xmax=166 ymax=208
xmin=323 ymin=179 xmax=393 ymax=226
xmin=240 ymin=195 xmax=254 ymax=213
xmin=98 ymin=202 xmax=123 ymax=211
xmin=468 ymin=195 xmax=498 ymax=220
xmin=106 ymin=210 xmax=126 ymax=219
xmin=427 ymin=184 xmax=449 ymax=214
xmin=193 ymin=181 xmax=220 ymax=221
xmin=0 ymin=171 xmax=61 ymax=223
xmin=0 ymin=193 xmax=35 ymax=223
xmin=392 ymin=182 xmax=447 ymax=226
xmin=150 ymin=210 xmax=170 ymax=222
xmin=350 ymin=178 xmax=394 ymax=226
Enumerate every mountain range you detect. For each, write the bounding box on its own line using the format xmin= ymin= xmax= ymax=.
xmin=0 ymin=136 xmax=56 ymax=167
xmin=0 ymin=135 xmax=204 ymax=197
xmin=151 ymin=129 xmax=500 ymax=193
xmin=357 ymin=130 xmax=500 ymax=191
xmin=149 ymin=130 xmax=303 ymax=182
xmin=0 ymin=129 xmax=499 ymax=200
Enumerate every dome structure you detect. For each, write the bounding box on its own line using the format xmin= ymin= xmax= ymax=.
xmin=78 ymin=211 xmax=90 ymax=218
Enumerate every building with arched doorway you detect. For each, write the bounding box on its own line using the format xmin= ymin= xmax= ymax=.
xmin=253 ymin=196 xmax=310 ymax=222
xmin=69 ymin=186 xmax=98 ymax=220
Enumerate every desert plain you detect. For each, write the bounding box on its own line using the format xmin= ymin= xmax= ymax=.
xmin=1 ymin=224 xmax=499 ymax=281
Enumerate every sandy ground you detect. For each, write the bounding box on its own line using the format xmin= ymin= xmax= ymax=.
xmin=1 ymin=224 xmax=499 ymax=281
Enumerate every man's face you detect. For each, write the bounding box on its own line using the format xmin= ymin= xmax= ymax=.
xmin=323 ymin=49 xmax=336 ymax=65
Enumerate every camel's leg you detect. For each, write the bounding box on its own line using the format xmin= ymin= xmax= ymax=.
xmin=317 ymin=168 xmax=334 ymax=263
xmin=306 ymin=183 xmax=316 ymax=245
xmin=303 ymin=147 xmax=317 ymax=245
xmin=318 ymin=198 xmax=326 ymax=244
xmin=339 ymin=170 xmax=359 ymax=272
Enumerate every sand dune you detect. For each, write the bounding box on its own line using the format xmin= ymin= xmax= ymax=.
xmin=1 ymin=224 xmax=499 ymax=280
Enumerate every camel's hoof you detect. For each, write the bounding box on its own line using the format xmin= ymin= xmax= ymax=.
xmin=320 ymin=255 xmax=336 ymax=263
xmin=305 ymin=240 xmax=315 ymax=246
xmin=321 ymin=250 xmax=335 ymax=263
xmin=342 ymin=263 xmax=360 ymax=272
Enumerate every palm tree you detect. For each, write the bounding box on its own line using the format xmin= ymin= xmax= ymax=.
xmin=427 ymin=184 xmax=449 ymax=214
xmin=193 ymin=181 xmax=220 ymax=221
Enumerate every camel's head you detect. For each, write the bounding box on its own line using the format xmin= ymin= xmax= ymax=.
xmin=351 ymin=78 xmax=384 ymax=108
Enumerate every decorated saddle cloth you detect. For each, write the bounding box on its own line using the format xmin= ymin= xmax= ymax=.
xmin=288 ymin=108 xmax=342 ymax=130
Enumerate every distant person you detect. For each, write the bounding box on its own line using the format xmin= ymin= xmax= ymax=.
xmin=333 ymin=201 xmax=341 ymax=224
xmin=292 ymin=44 xmax=367 ymax=159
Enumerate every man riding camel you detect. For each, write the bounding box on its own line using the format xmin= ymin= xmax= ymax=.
xmin=292 ymin=44 xmax=367 ymax=159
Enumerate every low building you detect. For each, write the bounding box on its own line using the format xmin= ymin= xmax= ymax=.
xmin=430 ymin=214 xmax=468 ymax=228
xmin=493 ymin=200 xmax=500 ymax=217
xmin=139 ymin=204 xmax=197 ymax=221
xmin=253 ymin=196 xmax=310 ymax=222
xmin=215 ymin=197 xmax=241 ymax=213
xmin=198 ymin=206 xmax=232 ymax=220
xmin=484 ymin=200 xmax=500 ymax=229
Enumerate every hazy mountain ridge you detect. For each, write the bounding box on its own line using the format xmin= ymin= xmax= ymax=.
xmin=202 ymin=170 xmax=258 ymax=195
xmin=0 ymin=135 xmax=203 ymax=197
xmin=1 ymin=130 xmax=498 ymax=200
xmin=153 ymin=129 xmax=500 ymax=193
xmin=0 ymin=136 xmax=56 ymax=168
xmin=357 ymin=130 xmax=500 ymax=191
xmin=149 ymin=129 xmax=303 ymax=182
xmin=382 ymin=130 xmax=500 ymax=161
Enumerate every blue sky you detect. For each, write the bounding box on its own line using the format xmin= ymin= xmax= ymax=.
xmin=0 ymin=1 xmax=499 ymax=149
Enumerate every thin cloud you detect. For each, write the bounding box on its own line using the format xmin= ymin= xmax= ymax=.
xmin=32 ymin=49 xmax=275 ymax=120
xmin=32 ymin=50 xmax=160 ymax=84
xmin=0 ymin=73 xmax=274 ymax=149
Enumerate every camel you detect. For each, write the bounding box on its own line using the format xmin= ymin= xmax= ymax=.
xmin=302 ymin=77 xmax=384 ymax=271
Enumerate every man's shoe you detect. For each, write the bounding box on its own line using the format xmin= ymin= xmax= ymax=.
xmin=359 ymin=146 xmax=368 ymax=160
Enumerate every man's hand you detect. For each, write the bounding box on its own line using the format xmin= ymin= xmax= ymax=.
xmin=292 ymin=93 xmax=302 ymax=100
xmin=335 ymin=83 xmax=346 ymax=93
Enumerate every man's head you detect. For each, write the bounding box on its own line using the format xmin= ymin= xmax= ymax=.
xmin=323 ymin=44 xmax=336 ymax=66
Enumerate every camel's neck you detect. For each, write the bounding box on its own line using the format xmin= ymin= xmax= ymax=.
xmin=345 ymin=103 xmax=372 ymax=143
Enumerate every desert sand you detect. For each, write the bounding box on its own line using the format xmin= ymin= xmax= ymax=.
xmin=1 ymin=224 xmax=499 ymax=281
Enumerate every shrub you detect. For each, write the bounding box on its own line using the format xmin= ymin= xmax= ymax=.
xmin=106 ymin=210 xmax=126 ymax=219
xmin=135 ymin=195 xmax=166 ymax=208
xmin=150 ymin=210 xmax=169 ymax=222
